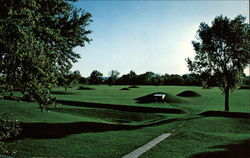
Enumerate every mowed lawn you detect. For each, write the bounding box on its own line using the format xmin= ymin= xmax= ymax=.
xmin=1 ymin=85 xmax=250 ymax=158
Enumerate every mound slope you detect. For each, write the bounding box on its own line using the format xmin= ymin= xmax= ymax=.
xmin=239 ymin=85 xmax=250 ymax=89
xmin=129 ymin=85 xmax=139 ymax=88
xmin=77 ymin=86 xmax=95 ymax=90
xmin=135 ymin=92 xmax=183 ymax=103
xmin=200 ymin=111 xmax=250 ymax=118
xmin=177 ymin=90 xmax=201 ymax=97
xmin=120 ymin=88 xmax=130 ymax=90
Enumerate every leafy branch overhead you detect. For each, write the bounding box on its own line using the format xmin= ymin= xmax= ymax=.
xmin=0 ymin=0 xmax=92 ymax=110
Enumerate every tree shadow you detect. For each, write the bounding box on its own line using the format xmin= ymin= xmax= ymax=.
xmin=6 ymin=118 xmax=178 ymax=140
xmin=51 ymin=91 xmax=75 ymax=95
xmin=57 ymin=100 xmax=185 ymax=114
xmin=14 ymin=122 xmax=135 ymax=139
xmin=200 ymin=111 xmax=250 ymax=118
xmin=189 ymin=139 xmax=250 ymax=158
xmin=76 ymin=86 xmax=95 ymax=90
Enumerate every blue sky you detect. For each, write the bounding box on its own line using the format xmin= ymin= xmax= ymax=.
xmin=72 ymin=0 xmax=249 ymax=77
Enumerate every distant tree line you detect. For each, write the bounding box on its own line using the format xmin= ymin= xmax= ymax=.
xmin=58 ymin=69 xmax=250 ymax=87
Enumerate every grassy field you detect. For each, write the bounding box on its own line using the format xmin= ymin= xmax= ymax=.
xmin=1 ymin=85 xmax=249 ymax=158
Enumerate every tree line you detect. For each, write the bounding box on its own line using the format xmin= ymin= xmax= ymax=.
xmin=59 ymin=69 xmax=250 ymax=88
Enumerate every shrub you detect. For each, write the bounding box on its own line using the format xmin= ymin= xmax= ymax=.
xmin=0 ymin=113 xmax=21 ymax=156
xmin=0 ymin=114 xmax=21 ymax=140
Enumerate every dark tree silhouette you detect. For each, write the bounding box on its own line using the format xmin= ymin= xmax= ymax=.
xmin=187 ymin=15 xmax=250 ymax=111
xmin=89 ymin=70 xmax=103 ymax=85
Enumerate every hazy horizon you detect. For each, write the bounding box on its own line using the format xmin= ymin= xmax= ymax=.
xmin=71 ymin=0 xmax=249 ymax=77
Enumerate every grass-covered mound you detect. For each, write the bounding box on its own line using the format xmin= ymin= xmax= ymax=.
xmin=120 ymin=88 xmax=130 ymax=90
xmin=239 ymin=85 xmax=250 ymax=89
xmin=77 ymin=86 xmax=95 ymax=90
xmin=129 ymin=85 xmax=139 ymax=88
xmin=177 ymin=90 xmax=201 ymax=97
xmin=200 ymin=111 xmax=250 ymax=118
xmin=135 ymin=92 xmax=183 ymax=103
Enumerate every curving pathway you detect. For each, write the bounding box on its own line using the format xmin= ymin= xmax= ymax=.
xmin=122 ymin=133 xmax=171 ymax=158
xmin=122 ymin=121 xmax=186 ymax=158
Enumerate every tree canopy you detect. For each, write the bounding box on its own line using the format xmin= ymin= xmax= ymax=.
xmin=186 ymin=15 xmax=250 ymax=111
xmin=0 ymin=0 xmax=92 ymax=110
xmin=107 ymin=70 xmax=120 ymax=86
xmin=89 ymin=70 xmax=103 ymax=85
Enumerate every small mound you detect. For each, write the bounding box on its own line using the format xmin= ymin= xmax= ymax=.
xmin=239 ymin=85 xmax=250 ymax=89
xmin=77 ymin=86 xmax=95 ymax=90
xmin=177 ymin=90 xmax=201 ymax=97
xmin=120 ymin=88 xmax=130 ymax=90
xmin=129 ymin=85 xmax=139 ymax=88
xmin=135 ymin=92 xmax=182 ymax=103
xmin=51 ymin=91 xmax=75 ymax=95
xmin=4 ymin=96 xmax=20 ymax=101
xmin=200 ymin=111 xmax=250 ymax=118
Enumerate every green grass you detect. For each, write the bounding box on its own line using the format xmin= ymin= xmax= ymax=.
xmin=140 ymin=117 xmax=250 ymax=158
xmin=1 ymin=85 xmax=249 ymax=158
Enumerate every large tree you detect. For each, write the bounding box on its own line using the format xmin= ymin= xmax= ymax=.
xmin=0 ymin=0 xmax=92 ymax=110
xmin=186 ymin=15 xmax=250 ymax=111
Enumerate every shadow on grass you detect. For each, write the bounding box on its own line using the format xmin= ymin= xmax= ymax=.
xmin=57 ymin=100 xmax=185 ymax=114
xmin=239 ymin=85 xmax=250 ymax=89
xmin=51 ymin=91 xmax=75 ymax=95
xmin=77 ymin=86 xmax=95 ymax=90
xmin=190 ymin=139 xmax=250 ymax=158
xmin=200 ymin=111 xmax=250 ymax=118
xmin=120 ymin=88 xmax=130 ymax=90
xmin=9 ymin=118 xmax=178 ymax=140
xmin=15 ymin=122 xmax=135 ymax=139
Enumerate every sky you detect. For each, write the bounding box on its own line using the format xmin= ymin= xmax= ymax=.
xmin=71 ymin=0 xmax=249 ymax=77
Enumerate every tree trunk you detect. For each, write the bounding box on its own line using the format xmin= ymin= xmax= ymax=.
xmin=224 ymin=87 xmax=229 ymax=111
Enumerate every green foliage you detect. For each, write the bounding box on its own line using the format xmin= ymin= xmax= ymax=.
xmin=0 ymin=114 xmax=21 ymax=140
xmin=107 ymin=70 xmax=120 ymax=86
xmin=0 ymin=0 xmax=92 ymax=110
xmin=0 ymin=113 xmax=21 ymax=156
xmin=164 ymin=74 xmax=184 ymax=85
xmin=58 ymin=70 xmax=82 ymax=91
xmin=186 ymin=15 xmax=250 ymax=111
xmin=89 ymin=70 xmax=103 ymax=85
xmin=117 ymin=70 xmax=138 ymax=85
